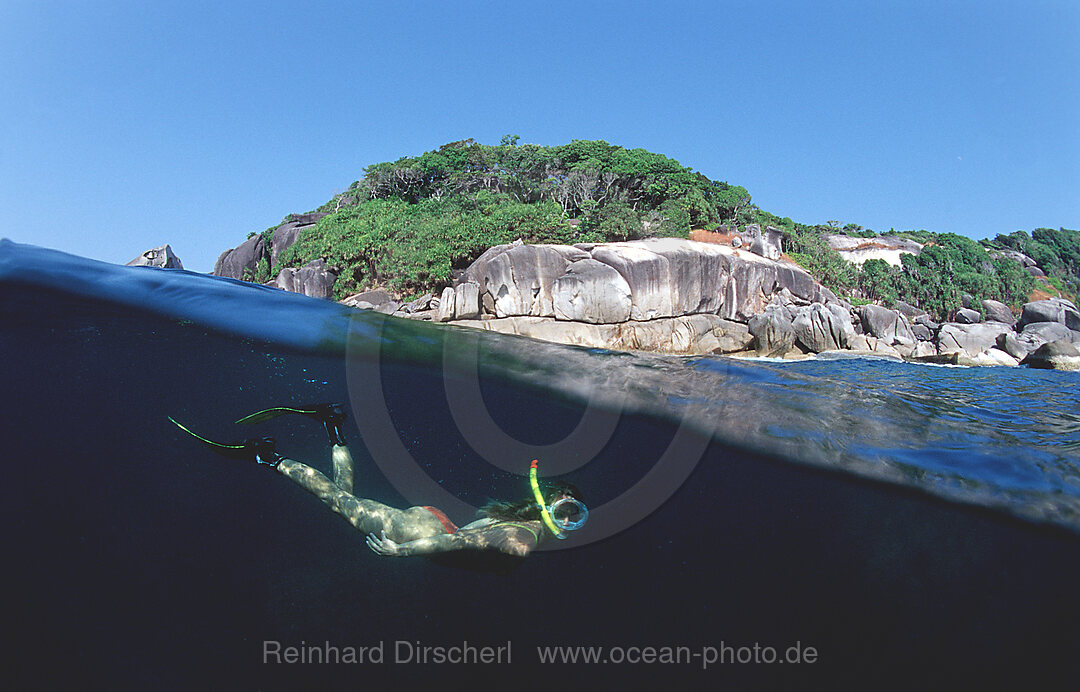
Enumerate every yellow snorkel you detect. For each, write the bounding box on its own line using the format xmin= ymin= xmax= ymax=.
xmin=530 ymin=459 xmax=588 ymax=540
xmin=530 ymin=459 xmax=565 ymax=539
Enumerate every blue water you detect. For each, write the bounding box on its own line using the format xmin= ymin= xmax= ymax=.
xmin=2 ymin=240 xmax=1079 ymax=688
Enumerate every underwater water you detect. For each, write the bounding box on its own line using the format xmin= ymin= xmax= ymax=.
xmin=2 ymin=240 xmax=1079 ymax=688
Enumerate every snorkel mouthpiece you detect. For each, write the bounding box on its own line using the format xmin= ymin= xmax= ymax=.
xmin=529 ymin=459 xmax=588 ymax=539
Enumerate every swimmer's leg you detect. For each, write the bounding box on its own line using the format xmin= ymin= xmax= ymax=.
xmin=331 ymin=445 xmax=354 ymax=494
xmin=276 ymin=458 xmax=446 ymax=543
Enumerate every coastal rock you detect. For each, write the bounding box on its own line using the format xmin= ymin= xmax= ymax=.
xmin=270 ymin=222 xmax=302 ymax=266
xmin=375 ymin=303 xmax=402 ymax=315
xmin=954 ymin=348 xmax=1020 ymax=367
xmin=850 ymin=334 xmax=903 ymax=359
xmin=1019 ymin=298 xmax=1080 ymax=331
xmin=1017 ymin=322 xmax=1080 ymax=352
xmin=214 ymin=211 xmax=327 ymax=285
xmin=859 ymin=304 xmax=916 ymax=348
xmin=848 ymin=333 xmax=870 ymax=351
xmin=748 ymin=307 xmax=796 ymax=357
xmin=936 ymin=322 xmax=1013 ymax=358
xmin=895 ymin=300 xmax=926 ymax=319
xmin=453 ymin=314 xmax=752 ymax=356
xmin=871 ymin=341 xmax=903 ymax=359
xmin=446 ymin=239 xmax=860 ymax=356
xmin=1023 ymin=340 xmax=1080 ymax=370
xmin=214 ymin=234 xmax=265 ymax=279
xmin=127 ymin=244 xmax=184 ymax=269
xmin=914 ymin=314 xmax=941 ymax=332
xmin=764 ymin=296 xmax=797 ymax=322
xmin=748 ymin=225 xmax=783 ymax=261
xmin=552 ymin=259 xmax=632 ymax=324
xmin=991 ymin=249 xmax=1037 ymax=267
xmin=981 ymin=299 xmax=1016 ymax=326
xmin=408 ymin=309 xmax=437 ymax=321
xmin=793 ymin=303 xmax=854 ymax=353
xmin=996 ymin=332 xmax=1030 ymax=361
xmin=401 ymin=293 xmax=433 ymax=313
xmin=436 ymin=287 xmax=456 ymax=322
xmin=814 ymin=285 xmax=844 ymax=307
xmin=590 ymin=239 xmax=723 ymax=319
xmin=697 ymin=319 xmax=754 ymax=354
xmin=911 ymin=341 xmax=937 ymax=359
xmin=463 ymin=243 xmax=584 ymax=317
xmin=466 ymin=238 xmax=820 ymax=323
xmin=912 ymin=323 xmax=933 ymax=341
xmin=274 ymin=259 xmax=337 ymax=299
xmin=342 ymin=288 xmax=396 ymax=310
xmin=454 ymin=282 xmax=481 ymax=320
xmin=954 ymin=308 xmax=981 ymax=324
xmin=269 ymin=213 xmax=327 ymax=265
xmin=824 ymin=234 xmax=923 ymax=266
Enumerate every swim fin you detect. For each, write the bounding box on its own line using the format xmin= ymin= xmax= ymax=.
xmin=234 ymin=403 xmax=347 ymax=446
xmin=168 ymin=416 xmax=283 ymax=467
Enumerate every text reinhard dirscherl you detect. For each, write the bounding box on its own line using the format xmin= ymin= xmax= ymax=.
xmin=263 ymin=640 xmax=819 ymax=668
xmin=264 ymin=640 xmax=511 ymax=665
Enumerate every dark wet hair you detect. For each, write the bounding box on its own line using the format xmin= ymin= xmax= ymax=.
xmin=478 ymin=480 xmax=584 ymax=522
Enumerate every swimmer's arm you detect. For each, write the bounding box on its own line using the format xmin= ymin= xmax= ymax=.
xmin=366 ymin=526 xmax=535 ymax=558
xmin=366 ymin=531 xmax=475 ymax=557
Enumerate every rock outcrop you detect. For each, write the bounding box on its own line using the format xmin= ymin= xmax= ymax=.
xmin=419 ymin=238 xmax=828 ymax=356
xmin=127 ymin=244 xmax=183 ymax=269
xmin=981 ymin=299 xmax=1016 ymax=326
xmin=1019 ymin=298 xmax=1080 ymax=331
xmin=1023 ymin=340 xmax=1080 ymax=370
xmin=463 ymin=242 xmax=587 ymax=317
xmin=1017 ymin=322 xmax=1080 ymax=352
xmin=748 ymin=307 xmax=796 ymax=357
xmin=996 ymin=332 xmax=1029 ymax=361
xmin=859 ymin=304 xmax=916 ymax=351
xmin=417 ymin=242 xmax=1074 ymax=367
xmin=954 ymin=308 xmax=981 ymax=324
xmin=454 ymin=314 xmax=753 ymax=356
xmin=824 ymin=234 xmax=923 ymax=266
xmin=273 ymin=259 xmax=337 ymax=299
xmin=341 ymin=289 xmax=401 ymax=314
xmin=214 ymin=212 xmax=327 ymax=280
xmin=214 ymin=235 xmax=266 ymax=279
xmin=461 ymin=238 xmax=823 ymax=326
xmin=953 ymin=348 xmax=1020 ymax=367
xmin=793 ymin=303 xmax=854 ymax=353
xmin=936 ymin=322 xmax=1014 ymax=358
xmin=746 ymin=225 xmax=783 ymax=261
xmin=211 ymin=222 xmax=1078 ymax=369
xmin=991 ymin=249 xmax=1038 ymax=268
xmin=435 ymin=282 xmax=483 ymax=322
xmin=552 ymin=259 xmax=632 ymax=323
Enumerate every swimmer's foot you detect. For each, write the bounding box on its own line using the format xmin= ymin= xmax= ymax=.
xmin=168 ymin=416 xmax=284 ymax=467
xmin=234 ymin=402 xmax=347 ymax=446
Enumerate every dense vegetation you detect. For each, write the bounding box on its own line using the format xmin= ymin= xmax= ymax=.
xmin=254 ymin=137 xmax=1076 ymax=318
xmin=834 ymin=228 xmax=1079 ymax=319
xmin=275 ymin=138 xmax=750 ymax=298
xmin=984 ymin=228 xmax=1080 ymax=297
xmin=718 ymin=210 xmax=1049 ymax=319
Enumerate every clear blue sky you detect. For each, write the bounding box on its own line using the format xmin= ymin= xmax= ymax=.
xmin=2 ymin=0 xmax=1077 ymax=273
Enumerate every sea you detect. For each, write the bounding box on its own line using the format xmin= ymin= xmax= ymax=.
xmin=2 ymin=239 xmax=1078 ymax=689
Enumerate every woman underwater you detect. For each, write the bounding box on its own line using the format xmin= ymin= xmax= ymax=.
xmin=169 ymin=404 xmax=588 ymax=563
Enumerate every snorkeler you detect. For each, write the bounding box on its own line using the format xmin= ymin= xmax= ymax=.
xmin=168 ymin=404 xmax=587 ymax=561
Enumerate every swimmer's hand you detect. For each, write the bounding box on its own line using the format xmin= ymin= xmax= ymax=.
xmin=366 ymin=530 xmax=403 ymax=557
